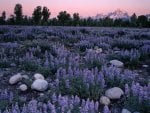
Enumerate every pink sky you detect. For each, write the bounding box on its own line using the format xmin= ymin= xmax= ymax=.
xmin=0 ymin=0 xmax=150 ymax=17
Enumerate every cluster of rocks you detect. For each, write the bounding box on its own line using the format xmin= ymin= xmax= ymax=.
xmin=100 ymin=87 xmax=124 ymax=105
xmin=100 ymin=87 xmax=132 ymax=113
xmin=9 ymin=73 xmax=48 ymax=92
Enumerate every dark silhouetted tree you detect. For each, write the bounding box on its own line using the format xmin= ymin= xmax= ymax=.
xmin=7 ymin=15 xmax=15 ymax=25
xmin=103 ymin=17 xmax=113 ymax=26
xmin=113 ymin=19 xmax=123 ymax=27
xmin=72 ymin=13 xmax=80 ymax=26
xmin=130 ymin=13 xmax=137 ymax=27
xmin=57 ymin=11 xmax=71 ymax=26
xmin=32 ymin=6 xmax=42 ymax=25
xmin=50 ymin=17 xmax=58 ymax=26
xmin=14 ymin=4 xmax=23 ymax=24
xmin=22 ymin=15 xmax=29 ymax=25
xmin=0 ymin=11 xmax=6 ymax=24
xmin=137 ymin=15 xmax=148 ymax=27
xmin=42 ymin=6 xmax=51 ymax=25
xmin=86 ymin=17 xmax=94 ymax=26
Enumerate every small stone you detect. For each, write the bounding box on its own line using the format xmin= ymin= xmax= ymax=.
xmin=110 ymin=60 xmax=124 ymax=67
xmin=114 ymin=50 xmax=120 ymax=54
xmin=31 ymin=79 xmax=48 ymax=91
xmin=122 ymin=109 xmax=131 ymax=113
xmin=95 ymin=48 xmax=103 ymax=53
xmin=100 ymin=96 xmax=110 ymax=105
xmin=142 ymin=65 xmax=148 ymax=68
xmin=105 ymin=87 xmax=124 ymax=99
xmin=9 ymin=73 xmax=22 ymax=85
xmin=10 ymin=63 xmax=16 ymax=67
xmin=34 ymin=73 xmax=44 ymax=80
xmin=19 ymin=84 xmax=28 ymax=91
xmin=39 ymin=93 xmax=44 ymax=97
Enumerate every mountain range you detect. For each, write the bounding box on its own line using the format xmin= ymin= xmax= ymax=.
xmin=94 ymin=9 xmax=129 ymax=20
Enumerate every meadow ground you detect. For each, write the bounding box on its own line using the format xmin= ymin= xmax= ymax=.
xmin=0 ymin=26 xmax=149 ymax=113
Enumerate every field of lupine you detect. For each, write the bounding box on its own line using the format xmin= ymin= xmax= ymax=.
xmin=0 ymin=26 xmax=149 ymax=113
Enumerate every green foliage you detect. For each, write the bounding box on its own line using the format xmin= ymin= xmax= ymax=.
xmin=37 ymin=66 xmax=53 ymax=79
xmin=0 ymin=100 xmax=10 ymax=111
xmin=124 ymin=96 xmax=150 ymax=113
xmin=86 ymin=60 xmax=102 ymax=70
xmin=137 ymin=15 xmax=148 ymax=27
xmin=21 ymin=60 xmax=39 ymax=72
xmin=59 ymin=76 xmax=103 ymax=101
xmin=0 ymin=60 xmax=10 ymax=68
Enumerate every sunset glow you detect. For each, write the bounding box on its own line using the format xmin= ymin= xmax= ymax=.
xmin=0 ymin=0 xmax=150 ymax=17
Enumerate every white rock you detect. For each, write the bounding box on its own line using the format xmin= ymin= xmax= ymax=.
xmin=122 ymin=109 xmax=131 ymax=113
xmin=39 ymin=93 xmax=44 ymax=97
xmin=19 ymin=84 xmax=28 ymax=91
xmin=95 ymin=48 xmax=103 ymax=53
xmin=142 ymin=65 xmax=148 ymax=68
xmin=100 ymin=96 xmax=110 ymax=105
xmin=87 ymin=49 xmax=93 ymax=53
xmin=34 ymin=73 xmax=44 ymax=80
xmin=9 ymin=73 xmax=22 ymax=85
xmin=31 ymin=79 xmax=48 ymax=91
xmin=110 ymin=60 xmax=124 ymax=67
xmin=105 ymin=87 xmax=124 ymax=99
xmin=22 ymin=75 xmax=29 ymax=79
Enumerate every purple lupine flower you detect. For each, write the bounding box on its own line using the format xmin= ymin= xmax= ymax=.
xmin=103 ymin=105 xmax=110 ymax=113
xmin=27 ymin=99 xmax=38 ymax=113
xmin=125 ymin=84 xmax=130 ymax=97
xmin=65 ymin=79 xmax=70 ymax=89
xmin=81 ymin=99 xmax=86 ymax=107
xmin=89 ymin=100 xmax=95 ymax=112
xmin=44 ymin=58 xmax=49 ymax=67
xmin=131 ymin=82 xmax=138 ymax=96
xmin=43 ymin=103 xmax=48 ymax=112
xmin=74 ymin=95 xmax=80 ymax=105
xmin=51 ymin=105 xmax=56 ymax=113
xmin=94 ymin=101 xmax=99 ymax=111
xmin=52 ymin=93 xmax=57 ymax=104
xmin=138 ymin=86 xmax=144 ymax=103
xmin=67 ymin=110 xmax=71 ymax=113
xmin=21 ymin=104 xmax=28 ymax=113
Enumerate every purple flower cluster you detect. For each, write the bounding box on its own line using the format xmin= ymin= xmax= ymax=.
xmin=0 ymin=26 xmax=149 ymax=113
xmin=0 ymin=89 xmax=14 ymax=102
xmin=1 ymin=94 xmax=100 ymax=113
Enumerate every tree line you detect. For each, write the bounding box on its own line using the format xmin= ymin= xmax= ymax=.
xmin=0 ymin=3 xmax=150 ymax=27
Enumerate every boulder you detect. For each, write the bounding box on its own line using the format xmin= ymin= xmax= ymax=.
xmin=122 ymin=109 xmax=131 ymax=113
xmin=105 ymin=87 xmax=124 ymax=99
xmin=9 ymin=73 xmax=22 ymax=85
xmin=110 ymin=60 xmax=124 ymax=67
xmin=34 ymin=73 xmax=45 ymax=80
xmin=100 ymin=96 xmax=110 ymax=105
xmin=31 ymin=79 xmax=48 ymax=91
xmin=19 ymin=84 xmax=28 ymax=91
